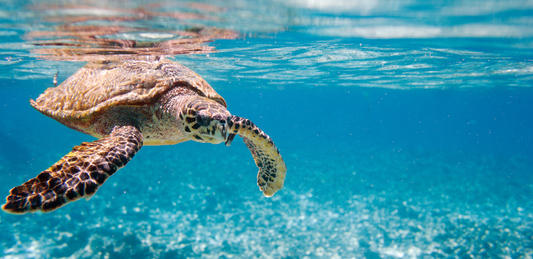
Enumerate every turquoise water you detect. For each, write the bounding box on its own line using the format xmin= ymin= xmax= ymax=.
xmin=1 ymin=0 xmax=533 ymax=258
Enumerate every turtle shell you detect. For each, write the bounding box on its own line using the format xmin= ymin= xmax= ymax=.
xmin=31 ymin=59 xmax=226 ymax=126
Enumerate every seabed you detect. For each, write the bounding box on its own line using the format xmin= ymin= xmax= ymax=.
xmin=1 ymin=143 xmax=531 ymax=258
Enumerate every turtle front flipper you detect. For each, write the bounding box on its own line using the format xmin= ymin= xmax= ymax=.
xmin=226 ymin=116 xmax=286 ymax=197
xmin=2 ymin=125 xmax=143 ymax=214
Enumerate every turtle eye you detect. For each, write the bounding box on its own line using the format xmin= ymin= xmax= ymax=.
xmin=196 ymin=114 xmax=211 ymax=126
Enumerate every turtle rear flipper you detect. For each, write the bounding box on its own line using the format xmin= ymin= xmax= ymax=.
xmin=2 ymin=125 xmax=143 ymax=214
xmin=227 ymin=116 xmax=286 ymax=197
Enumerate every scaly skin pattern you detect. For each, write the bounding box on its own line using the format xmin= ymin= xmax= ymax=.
xmin=2 ymin=59 xmax=288 ymax=214
xmin=29 ymin=59 xmax=226 ymax=132
xmin=2 ymin=126 xmax=143 ymax=214
xmin=177 ymin=95 xmax=231 ymax=144
xmin=227 ymin=116 xmax=286 ymax=197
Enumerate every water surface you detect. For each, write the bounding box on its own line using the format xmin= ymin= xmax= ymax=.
xmin=1 ymin=0 xmax=532 ymax=258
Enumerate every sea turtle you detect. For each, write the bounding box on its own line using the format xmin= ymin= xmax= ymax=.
xmin=2 ymin=58 xmax=286 ymax=214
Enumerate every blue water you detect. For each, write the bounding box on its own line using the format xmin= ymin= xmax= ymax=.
xmin=1 ymin=0 xmax=533 ymax=258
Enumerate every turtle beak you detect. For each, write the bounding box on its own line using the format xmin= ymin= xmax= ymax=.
xmin=225 ymin=133 xmax=236 ymax=147
xmin=224 ymin=115 xmax=236 ymax=146
xmin=210 ymin=121 xmax=227 ymax=145
xmin=221 ymin=121 xmax=227 ymax=141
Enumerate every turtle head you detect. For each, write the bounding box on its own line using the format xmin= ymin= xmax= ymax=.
xmin=180 ymin=97 xmax=231 ymax=144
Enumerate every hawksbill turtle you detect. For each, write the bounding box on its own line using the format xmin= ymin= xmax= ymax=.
xmin=2 ymin=58 xmax=286 ymax=214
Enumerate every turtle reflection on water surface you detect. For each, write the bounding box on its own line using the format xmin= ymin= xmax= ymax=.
xmin=2 ymin=58 xmax=286 ymax=214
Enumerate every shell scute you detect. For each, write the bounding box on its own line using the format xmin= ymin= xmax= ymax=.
xmin=30 ymin=59 xmax=226 ymax=124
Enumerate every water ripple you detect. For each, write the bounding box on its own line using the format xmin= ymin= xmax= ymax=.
xmin=175 ymin=38 xmax=533 ymax=89
xmin=0 ymin=0 xmax=531 ymax=89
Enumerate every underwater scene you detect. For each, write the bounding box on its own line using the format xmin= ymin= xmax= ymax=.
xmin=1 ymin=0 xmax=532 ymax=258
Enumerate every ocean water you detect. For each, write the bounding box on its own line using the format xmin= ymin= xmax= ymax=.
xmin=1 ymin=0 xmax=532 ymax=258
